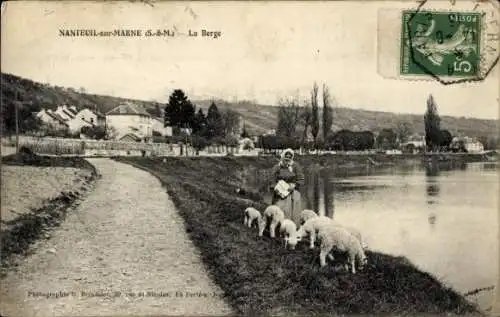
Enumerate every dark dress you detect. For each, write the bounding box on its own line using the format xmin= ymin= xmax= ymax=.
xmin=270 ymin=162 xmax=305 ymax=225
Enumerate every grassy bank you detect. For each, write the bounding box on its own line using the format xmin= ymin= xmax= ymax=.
xmin=115 ymin=155 xmax=482 ymax=316
xmin=1 ymin=149 xmax=99 ymax=276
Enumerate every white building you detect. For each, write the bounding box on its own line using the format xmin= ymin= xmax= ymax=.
xmin=106 ymin=102 xmax=153 ymax=142
xmin=68 ymin=108 xmax=106 ymax=133
xmin=54 ymin=105 xmax=78 ymax=121
xmin=37 ymin=105 xmax=106 ymax=134
xmin=36 ymin=109 xmax=69 ymax=131
xmin=451 ymin=136 xmax=485 ymax=153
xmin=151 ymin=117 xmax=173 ymax=137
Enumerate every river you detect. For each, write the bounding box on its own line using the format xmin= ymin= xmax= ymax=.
xmin=296 ymin=161 xmax=498 ymax=311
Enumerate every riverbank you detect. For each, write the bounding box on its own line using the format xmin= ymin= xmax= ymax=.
xmin=115 ymin=155 xmax=483 ymax=316
xmin=1 ymin=149 xmax=99 ymax=276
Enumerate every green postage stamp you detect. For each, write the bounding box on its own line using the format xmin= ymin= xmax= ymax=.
xmin=400 ymin=10 xmax=481 ymax=77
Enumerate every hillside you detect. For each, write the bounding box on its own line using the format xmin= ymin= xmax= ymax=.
xmin=1 ymin=72 xmax=498 ymax=139
xmin=192 ymin=99 xmax=499 ymax=139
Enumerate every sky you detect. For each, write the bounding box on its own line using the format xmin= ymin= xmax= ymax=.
xmin=1 ymin=0 xmax=499 ymax=119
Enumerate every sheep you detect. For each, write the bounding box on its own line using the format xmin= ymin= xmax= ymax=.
xmin=259 ymin=205 xmax=285 ymax=238
xmin=291 ymin=214 xmax=367 ymax=250
xmin=289 ymin=216 xmax=337 ymax=249
xmin=317 ymin=225 xmax=367 ymax=273
xmin=299 ymin=209 xmax=318 ymax=225
xmin=279 ymin=219 xmax=297 ymax=248
xmin=243 ymin=207 xmax=262 ymax=228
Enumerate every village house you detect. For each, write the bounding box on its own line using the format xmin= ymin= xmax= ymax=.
xmin=36 ymin=109 xmax=69 ymax=131
xmin=151 ymin=117 xmax=173 ymax=137
xmin=37 ymin=105 xmax=106 ymax=135
xmin=54 ymin=105 xmax=78 ymax=121
xmin=451 ymin=136 xmax=485 ymax=153
xmin=105 ymin=102 xmax=153 ymax=142
xmin=400 ymin=134 xmax=426 ymax=154
xmin=68 ymin=107 xmax=106 ymax=133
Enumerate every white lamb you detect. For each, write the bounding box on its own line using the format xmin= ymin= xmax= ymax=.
xmin=243 ymin=207 xmax=262 ymax=228
xmin=291 ymin=216 xmax=335 ymax=249
xmin=299 ymin=209 xmax=318 ymax=225
xmin=291 ymin=214 xmax=367 ymax=250
xmin=259 ymin=205 xmax=285 ymax=238
xmin=279 ymin=219 xmax=297 ymax=248
xmin=317 ymin=225 xmax=367 ymax=273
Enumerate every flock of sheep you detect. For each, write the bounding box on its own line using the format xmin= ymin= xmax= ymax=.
xmin=244 ymin=205 xmax=368 ymax=273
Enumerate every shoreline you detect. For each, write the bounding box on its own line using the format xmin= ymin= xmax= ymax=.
xmin=115 ymin=156 xmax=483 ymax=316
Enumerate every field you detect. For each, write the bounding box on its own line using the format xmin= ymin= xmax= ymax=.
xmin=115 ymin=155 xmax=482 ymax=316
xmin=1 ymin=150 xmax=99 ymax=273
xmin=1 ymin=166 xmax=91 ymax=223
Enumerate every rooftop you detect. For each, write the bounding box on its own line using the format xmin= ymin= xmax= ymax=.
xmin=106 ymin=102 xmax=150 ymax=117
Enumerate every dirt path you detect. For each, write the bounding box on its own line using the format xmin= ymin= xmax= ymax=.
xmin=0 ymin=158 xmax=233 ymax=316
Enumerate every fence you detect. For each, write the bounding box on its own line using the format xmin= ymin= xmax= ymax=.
xmin=1 ymin=136 xmax=247 ymax=157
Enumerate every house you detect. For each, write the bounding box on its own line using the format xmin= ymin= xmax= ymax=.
xmin=37 ymin=105 xmax=106 ymax=135
xmin=451 ymin=136 xmax=484 ymax=153
xmin=151 ymin=117 xmax=173 ymax=137
xmin=54 ymin=105 xmax=78 ymax=121
xmin=400 ymin=134 xmax=426 ymax=154
xmin=36 ymin=109 xmax=69 ymax=131
xmin=105 ymin=102 xmax=153 ymax=142
xmin=66 ymin=108 xmax=106 ymax=133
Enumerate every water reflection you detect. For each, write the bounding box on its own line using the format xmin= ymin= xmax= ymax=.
xmin=313 ymin=172 xmax=320 ymax=214
xmin=322 ymin=171 xmax=334 ymax=218
xmin=296 ymin=161 xmax=498 ymax=311
xmin=425 ymin=163 xmax=440 ymax=206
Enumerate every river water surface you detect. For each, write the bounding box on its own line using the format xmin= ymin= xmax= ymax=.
xmin=295 ymin=161 xmax=498 ymax=311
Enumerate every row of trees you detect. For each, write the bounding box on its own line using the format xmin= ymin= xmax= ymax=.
xmin=270 ymin=89 xmax=498 ymax=153
xmin=258 ymin=129 xmax=407 ymax=151
xmin=258 ymin=130 xmax=375 ymax=151
xmin=163 ymin=89 xmax=247 ymax=152
xmin=275 ymin=82 xmax=334 ymax=149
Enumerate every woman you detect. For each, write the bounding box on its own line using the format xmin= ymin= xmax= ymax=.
xmin=269 ymin=148 xmax=305 ymax=225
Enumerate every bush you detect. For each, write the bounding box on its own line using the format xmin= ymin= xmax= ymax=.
xmin=81 ymin=126 xmax=106 ymax=140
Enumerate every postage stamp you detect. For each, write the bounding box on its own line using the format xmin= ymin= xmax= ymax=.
xmin=400 ymin=10 xmax=482 ymax=77
xmin=377 ymin=0 xmax=499 ymax=83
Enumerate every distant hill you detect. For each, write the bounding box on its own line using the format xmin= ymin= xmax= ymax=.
xmin=1 ymin=72 xmax=498 ymax=139
xmin=1 ymin=72 xmax=160 ymax=115
xmin=192 ymin=99 xmax=498 ymax=139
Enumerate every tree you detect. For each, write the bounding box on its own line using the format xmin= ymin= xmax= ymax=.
xmin=191 ymin=135 xmax=209 ymax=155
xmin=155 ymin=103 xmax=162 ymax=118
xmin=206 ymin=101 xmax=225 ymax=139
xmin=424 ymin=94 xmax=441 ymax=151
xmin=241 ymin=123 xmax=250 ymax=138
xmin=20 ymin=115 xmax=43 ymax=134
xmin=322 ymin=84 xmax=334 ymax=141
xmin=395 ymin=122 xmax=411 ymax=145
xmin=311 ymin=82 xmax=320 ymax=148
xmin=300 ymin=103 xmax=312 ymax=148
xmin=440 ymin=129 xmax=453 ymax=149
xmin=1 ymin=97 xmax=42 ymax=135
xmin=81 ymin=125 xmax=106 ymax=139
xmin=222 ymin=109 xmax=241 ymax=137
xmin=192 ymin=108 xmax=207 ymax=135
xmin=376 ymin=128 xmax=397 ymax=150
xmin=164 ymin=89 xmax=196 ymax=132
xmin=276 ymin=97 xmax=301 ymax=138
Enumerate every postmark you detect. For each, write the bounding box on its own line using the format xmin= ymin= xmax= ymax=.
xmin=401 ymin=10 xmax=482 ymax=78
